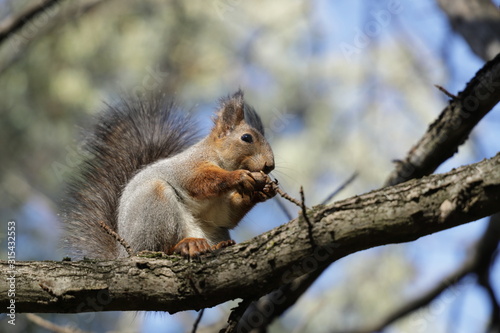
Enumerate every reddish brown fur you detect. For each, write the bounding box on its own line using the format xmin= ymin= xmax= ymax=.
xmin=186 ymin=162 xmax=242 ymax=199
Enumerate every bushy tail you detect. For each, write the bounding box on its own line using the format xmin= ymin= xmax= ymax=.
xmin=62 ymin=94 xmax=199 ymax=259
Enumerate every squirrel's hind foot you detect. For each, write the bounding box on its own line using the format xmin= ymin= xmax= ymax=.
xmin=169 ymin=238 xmax=235 ymax=258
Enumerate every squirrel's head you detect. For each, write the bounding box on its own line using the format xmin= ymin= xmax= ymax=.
xmin=209 ymin=90 xmax=275 ymax=174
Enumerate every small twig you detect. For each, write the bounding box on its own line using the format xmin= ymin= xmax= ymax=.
xmin=300 ymin=186 xmax=316 ymax=247
xmin=97 ymin=220 xmax=133 ymax=257
xmin=187 ymin=275 xmax=205 ymax=333
xmin=192 ymin=308 xmax=205 ymax=333
xmin=269 ymin=177 xmax=294 ymax=219
xmin=26 ymin=313 xmax=89 ymax=333
xmin=275 ymin=186 xmax=302 ymax=207
xmin=321 ymin=172 xmax=358 ymax=205
xmin=274 ymin=182 xmax=314 ymax=245
xmin=299 ymin=186 xmax=309 ymax=211
xmin=434 ymin=84 xmax=458 ymax=99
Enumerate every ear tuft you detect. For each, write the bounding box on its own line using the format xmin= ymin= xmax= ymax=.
xmin=242 ymin=103 xmax=265 ymax=135
xmin=232 ymin=89 xmax=244 ymax=101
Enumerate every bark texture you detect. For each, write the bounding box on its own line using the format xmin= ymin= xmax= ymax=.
xmin=2 ymin=153 xmax=500 ymax=314
xmin=385 ymin=52 xmax=500 ymax=186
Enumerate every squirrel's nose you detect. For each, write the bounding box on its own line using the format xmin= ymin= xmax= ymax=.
xmin=262 ymin=161 xmax=275 ymax=174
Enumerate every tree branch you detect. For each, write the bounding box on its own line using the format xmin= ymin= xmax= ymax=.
xmin=227 ymin=50 xmax=500 ymax=332
xmin=0 ymin=0 xmax=107 ymax=75
xmin=26 ymin=313 xmax=90 ymax=333
xmin=385 ymin=52 xmax=500 ymax=186
xmin=436 ymin=0 xmax=500 ymax=61
xmin=342 ymin=212 xmax=500 ymax=333
xmin=2 ymin=153 xmax=500 ymax=314
xmin=0 ymin=0 xmax=66 ymax=45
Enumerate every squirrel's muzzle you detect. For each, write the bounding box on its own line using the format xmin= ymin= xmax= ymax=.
xmin=262 ymin=161 xmax=275 ymax=174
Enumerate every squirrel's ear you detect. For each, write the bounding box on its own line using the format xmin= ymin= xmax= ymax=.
xmin=212 ymin=90 xmax=245 ymax=137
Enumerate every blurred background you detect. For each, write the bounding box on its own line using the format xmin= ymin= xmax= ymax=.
xmin=0 ymin=0 xmax=499 ymax=332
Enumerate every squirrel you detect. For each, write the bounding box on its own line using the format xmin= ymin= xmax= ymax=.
xmin=62 ymin=90 xmax=276 ymax=259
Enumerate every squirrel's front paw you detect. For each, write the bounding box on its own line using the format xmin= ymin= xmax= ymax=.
xmin=253 ymin=179 xmax=278 ymax=202
xmin=235 ymin=170 xmax=258 ymax=194
xmin=169 ymin=238 xmax=212 ymax=258
xmin=235 ymin=169 xmax=270 ymax=194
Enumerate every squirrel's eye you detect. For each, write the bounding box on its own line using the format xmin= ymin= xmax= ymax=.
xmin=241 ymin=133 xmax=253 ymax=143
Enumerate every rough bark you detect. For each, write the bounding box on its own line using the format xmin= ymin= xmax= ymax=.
xmin=229 ymin=50 xmax=500 ymax=332
xmin=2 ymin=153 xmax=500 ymax=314
xmin=385 ymin=52 xmax=500 ymax=186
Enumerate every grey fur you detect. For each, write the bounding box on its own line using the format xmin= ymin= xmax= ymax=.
xmin=62 ymin=95 xmax=200 ymax=259
xmin=62 ymin=91 xmax=273 ymax=259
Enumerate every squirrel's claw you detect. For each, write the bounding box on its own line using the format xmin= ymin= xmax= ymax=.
xmin=212 ymin=239 xmax=236 ymax=250
xmin=169 ymin=238 xmax=236 ymax=258
xmin=169 ymin=237 xmax=213 ymax=258
xmin=252 ymin=173 xmax=277 ymax=202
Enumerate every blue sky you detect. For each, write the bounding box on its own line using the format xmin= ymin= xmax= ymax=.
xmin=2 ymin=1 xmax=498 ymax=332
xmin=145 ymin=1 xmax=499 ymax=332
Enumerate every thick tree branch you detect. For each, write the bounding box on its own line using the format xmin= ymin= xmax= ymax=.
xmin=2 ymin=153 xmax=500 ymax=314
xmin=343 ymin=56 xmax=500 ymax=332
xmin=229 ymin=50 xmax=500 ymax=332
xmin=385 ymin=52 xmax=500 ymax=186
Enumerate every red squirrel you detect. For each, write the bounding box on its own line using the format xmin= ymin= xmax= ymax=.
xmin=62 ymin=90 xmax=276 ymax=259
